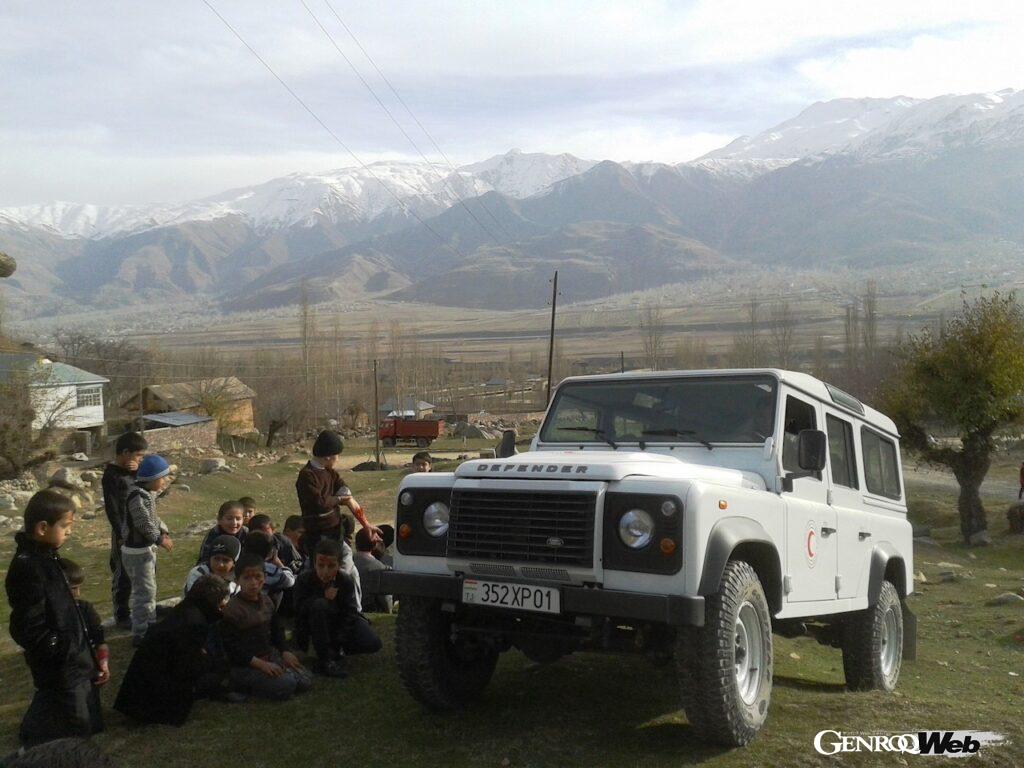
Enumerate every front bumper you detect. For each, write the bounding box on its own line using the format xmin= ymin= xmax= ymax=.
xmin=369 ymin=570 xmax=705 ymax=627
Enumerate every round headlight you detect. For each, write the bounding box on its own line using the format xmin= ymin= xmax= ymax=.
xmin=660 ymin=499 xmax=678 ymax=517
xmin=423 ymin=501 xmax=450 ymax=537
xmin=618 ymin=509 xmax=654 ymax=549
xmin=399 ymin=491 xmax=414 ymax=507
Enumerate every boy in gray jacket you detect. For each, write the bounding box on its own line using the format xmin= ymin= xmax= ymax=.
xmin=121 ymin=455 xmax=174 ymax=645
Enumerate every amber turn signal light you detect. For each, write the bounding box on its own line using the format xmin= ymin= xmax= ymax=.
xmin=659 ymin=537 xmax=676 ymax=556
xmin=399 ymin=523 xmax=413 ymax=540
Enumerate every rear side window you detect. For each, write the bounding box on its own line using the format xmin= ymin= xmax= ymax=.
xmin=861 ymin=428 xmax=901 ymax=499
xmin=826 ymin=414 xmax=858 ymax=489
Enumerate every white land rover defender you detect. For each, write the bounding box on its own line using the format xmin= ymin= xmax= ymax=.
xmin=373 ymin=369 xmax=916 ymax=746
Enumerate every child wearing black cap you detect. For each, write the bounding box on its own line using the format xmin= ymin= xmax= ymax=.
xmin=295 ymin=430 xmax=381 ymax=565
xmin=183 ymin=535 xmax=241 ymax=598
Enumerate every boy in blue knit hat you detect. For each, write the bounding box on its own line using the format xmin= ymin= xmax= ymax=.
xmin=121 ymin=455 xmax=174 ymax=645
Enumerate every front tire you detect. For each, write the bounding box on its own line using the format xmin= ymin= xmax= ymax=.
xmin=842 ymin=580 xmax=903 ymax=691
xmin=395 ymin=596 xmax=499 ymax=710
xmin=676 ymin=560 xmax=773 ymax=746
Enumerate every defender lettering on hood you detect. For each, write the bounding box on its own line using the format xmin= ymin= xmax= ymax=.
xmin=476 ymin=463 xmax=589 ymax=475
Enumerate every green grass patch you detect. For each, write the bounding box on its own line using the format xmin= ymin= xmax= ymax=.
xmin=2 ymin=456 xmax=1024 ymax=765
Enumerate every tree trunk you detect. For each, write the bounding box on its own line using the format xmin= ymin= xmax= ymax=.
xmin=266 ymin=421 xmax=284 ymax=449
xmin=955 ymin=477 xmax=986 ymax=543
xmin=951 ymin=434 xmax=992 ymax=544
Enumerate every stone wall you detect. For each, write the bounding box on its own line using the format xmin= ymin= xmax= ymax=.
xmin=142 ymin=421 xmax=218 ymax=452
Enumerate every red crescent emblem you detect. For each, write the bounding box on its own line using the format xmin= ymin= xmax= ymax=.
xmin=806 ymin=529 xmax=816 ymax=559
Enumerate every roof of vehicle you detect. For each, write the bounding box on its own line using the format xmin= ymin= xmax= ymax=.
xmin=554 ymin=368 xmax=900 ymax=438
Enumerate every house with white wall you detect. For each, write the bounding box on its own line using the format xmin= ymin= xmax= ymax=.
xmin=0 ymin=353 xmax=109 ymax=445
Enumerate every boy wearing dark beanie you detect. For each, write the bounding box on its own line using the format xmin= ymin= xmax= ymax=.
xmin=295 ymin=430 xmax=381 ymax=560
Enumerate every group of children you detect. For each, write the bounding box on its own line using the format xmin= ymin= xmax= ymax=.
xmin=5 ymin=429 xmax=400 ymax=750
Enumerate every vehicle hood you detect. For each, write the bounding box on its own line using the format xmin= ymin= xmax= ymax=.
xmin=456 ymin=450 xmax=766 ymax=490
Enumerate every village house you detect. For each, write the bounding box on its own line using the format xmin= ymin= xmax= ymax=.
xmin=122 ymin=376 xmax=257 ymax=436
xmin=0 ymin=353 xmax=109 ymax=452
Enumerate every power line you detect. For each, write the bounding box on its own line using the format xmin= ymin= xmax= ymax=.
xmin=319 ymin=0 xmax=518 ymax=243
xmin=298 ymin=0 xmax=506 ymax=248
xmin=200 ymin=0 xmax=469 ymax=264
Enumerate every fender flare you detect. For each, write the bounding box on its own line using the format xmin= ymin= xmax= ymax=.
xmin=698 ymin=517 xmax=783 ymax=610
xmin=866 ymin=542 xmax=907 ymax=605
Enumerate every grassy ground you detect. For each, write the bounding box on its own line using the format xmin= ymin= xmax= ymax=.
xmin=1 ymin=449 xmax=1023 ymax=766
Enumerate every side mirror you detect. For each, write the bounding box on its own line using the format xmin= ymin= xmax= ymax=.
xmin=797 ymin=429 xmax=827 ymax=472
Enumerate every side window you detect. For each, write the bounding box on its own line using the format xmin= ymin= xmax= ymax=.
xmin=861 ymin=428 xmax=902 ymax=499
xmin=826 ymin=414 xmax=859 ymax=489
xmin=782 ymin=396 xmax=817 ymax=475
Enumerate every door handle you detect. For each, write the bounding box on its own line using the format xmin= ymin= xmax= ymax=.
xmin=858 ymin=531 xmax=872 ymax=540
xmin=821 ymin=526 xmax=837 ymax=536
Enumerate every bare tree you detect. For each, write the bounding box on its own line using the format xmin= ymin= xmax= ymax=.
xmin=257 ymin=381 xmax=307 ymax=448
xmin=0 ymin=369 xmax=64 ymax=478
xmin=639 ymin=302 xmax=666 ymax=370
xmin=769 ymin=301 xmax=796 ymax=368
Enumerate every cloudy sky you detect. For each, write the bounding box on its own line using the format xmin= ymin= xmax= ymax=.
xmin=1 ymin=0 xmax=1021 ymax=206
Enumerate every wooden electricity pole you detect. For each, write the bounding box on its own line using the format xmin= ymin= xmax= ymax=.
xmin=620 ymin=351 xmax=625 ymax=374
xmin=545 ymin=270 xmax=559 ymax=405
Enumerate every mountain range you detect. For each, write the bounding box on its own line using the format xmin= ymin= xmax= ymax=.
xmin=4 ymin=88 xmax=1024 ymax=314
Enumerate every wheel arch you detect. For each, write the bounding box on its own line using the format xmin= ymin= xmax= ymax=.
xmin=867 ymin=543 xmax=908 ymax=605
xmin=699 ymin=517 xmax=784 ymax=614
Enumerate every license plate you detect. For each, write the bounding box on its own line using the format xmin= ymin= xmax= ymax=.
xmin=462 ymin=579 xmax=561 ymax=614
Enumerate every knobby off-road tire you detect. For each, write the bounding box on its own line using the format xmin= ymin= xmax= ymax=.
xmin=842 ymin=580 xmax=903 ymax=691
xmin=395 ymin=596 xmax=499 ymax=710
xmin=676 ymin=560 xmax=773 ymax=747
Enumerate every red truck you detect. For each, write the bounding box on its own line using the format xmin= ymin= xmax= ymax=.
xmin=379 ymin=418 xmax=445 ymax=448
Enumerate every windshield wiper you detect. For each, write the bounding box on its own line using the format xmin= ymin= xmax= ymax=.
xmin=641 ymin=428 xmax=714 ymax=451
xmin=559 ymin=426 xmax=618 ymax=449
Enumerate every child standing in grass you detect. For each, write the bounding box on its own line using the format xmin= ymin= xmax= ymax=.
xmin=122 ymin=455 xmax=174 ymax=645
xmin=59 ymin=558 xmax=110 ymax=734
xmin=197 ymin=500 xmax=247 ymax=565
xmin=102 ymin=431 xmax=147 ymax=630
xmin=5 ymin=490 xmax=103 ymax=747
xmin=221 ymin=554 xmax=312 ymax=701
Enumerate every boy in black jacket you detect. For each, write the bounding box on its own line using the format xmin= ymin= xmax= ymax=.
xmin=293 ymin=538 xmax=382 ymax=679
xmin=59 ymin=558 xmax=109 ymax=734
xmin=5 ymin=490 xmax=102 ymax=748
xmin=102 ymin=431 xmax=147 ymax=629
xmin=221 ymin=554 xmax=312 ymax=701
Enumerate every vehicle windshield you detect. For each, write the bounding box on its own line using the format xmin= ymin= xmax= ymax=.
xmin=540 ymin=375 xmax=778 ymax=446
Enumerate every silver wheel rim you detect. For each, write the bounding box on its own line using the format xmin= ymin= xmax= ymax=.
xmin=880 ymin=605 xmax=900 ymax=678
xmin=735 ymin=601 xmax=764 ymax=705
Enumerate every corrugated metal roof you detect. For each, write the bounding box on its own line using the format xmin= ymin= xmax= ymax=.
xmin=144 ymin=411 xmax=214 ymax=427
xmin=0 ymin=353 xmax=109 ymax=386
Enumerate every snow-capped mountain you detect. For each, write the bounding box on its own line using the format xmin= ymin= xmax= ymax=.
xmin=5 ymin=88 xmax=1024 ymax=316
xmin=700 ymin=96 xmax=922 ymax=163
xmin=0 ymin=150 xmax=593 ymax=240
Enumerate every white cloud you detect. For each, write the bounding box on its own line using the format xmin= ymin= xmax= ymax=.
xmin=797 ymin=24 xmax=1024 ymax=98
xmin=2 ymin=0 xmax=1023 ymax=204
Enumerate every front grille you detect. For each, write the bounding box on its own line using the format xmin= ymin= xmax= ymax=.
xmin=448 ymin=489 xmax=596 ymax=567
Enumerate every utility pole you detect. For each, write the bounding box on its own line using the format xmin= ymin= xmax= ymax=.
xmin=373 ymin=359 xmax=381 ymax=467
xmin=620 ymin=351 xmax=625 ymax=374
xmin=546 ymin=270 xmax=559 ymax=405
xmin=138 ymin=374 xmax=145 ymax=436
